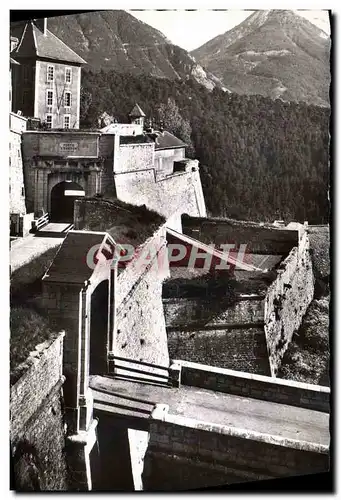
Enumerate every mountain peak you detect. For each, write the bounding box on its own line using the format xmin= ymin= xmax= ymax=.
xmin=30 ymin=10 xmax=223 ymax=90
xmin=192 ymin=9 xmax=330 ymax=107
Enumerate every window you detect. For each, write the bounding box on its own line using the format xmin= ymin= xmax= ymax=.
xmin=65 ymin=67 xmax=72 ymax=83
xmin=64 ymin=91 xmax=72 ymax=108
xmin=46 ymin=114 xmax=53 ymax=129
xmin=46 ymin=90 xmax=53 ymax=107
xmin=63 ymin=115 xmax=71 ymax=129
xmin=47 ymin=65 xmax=54 ymax=82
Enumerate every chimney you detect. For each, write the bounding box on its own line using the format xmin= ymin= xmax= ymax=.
xmin=34 ymin=18 xmax=47 ymax=35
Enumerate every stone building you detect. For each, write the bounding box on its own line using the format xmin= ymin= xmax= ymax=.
xmin=10 ymin=18 xmax=86 ymax=129
xmin=20 ymin=104 xmax=206 ymax=225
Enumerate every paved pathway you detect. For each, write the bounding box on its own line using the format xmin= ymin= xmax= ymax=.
xmin=10 ymin=233 xmax=64 ymax=273
xmin=90 ymin=375 xmax=329 ymax=446
xmin=10 ymin=223 xmax=72 ymax=273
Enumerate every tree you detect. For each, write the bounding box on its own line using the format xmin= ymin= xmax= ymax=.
xmin=156 ymin=98 xmax=195 ymax=157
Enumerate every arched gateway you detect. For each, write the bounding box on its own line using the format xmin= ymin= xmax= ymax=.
xmin=50 ymin=181 xmax=85 ymax=223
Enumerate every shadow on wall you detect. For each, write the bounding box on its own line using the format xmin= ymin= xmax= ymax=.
xmin=11 ymin=441 xmax=43 ymax=491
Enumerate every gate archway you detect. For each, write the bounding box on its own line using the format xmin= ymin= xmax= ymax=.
xmin=50 ymin=181 xmax=85 ymax=223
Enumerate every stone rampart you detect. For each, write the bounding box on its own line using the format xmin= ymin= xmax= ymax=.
xmin=114 ymin=167 xmax=206 ymax=225
xmin=10 ymin=333 xmax=68 ymax=490
xmin=175 ymin=360 xmax=329 ymax=413
xmin=182 ymin=215 xmax=298 ymax=254
xmin=163 ymin=296 xmax=269 ymax=375
xmin=264 ymin=230 xmax=315 ymax=376
xmin=116 ymin=144 xmax=155 ymax=173
xmin=10 ymin=113 xmax=27 ymax=215
xmin=113 ymin=226 xmax=170 ymax=375
xmin=143 ymin=405 xmax=329 ymax=490
xmin=164 ymin=297 xmax=264 ymax=328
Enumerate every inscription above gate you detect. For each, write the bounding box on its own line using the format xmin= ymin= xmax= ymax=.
xmin=60 ymin=142 xmax=79 ymax=153
xmin=37 ymin=134 xmax=99 ymax=158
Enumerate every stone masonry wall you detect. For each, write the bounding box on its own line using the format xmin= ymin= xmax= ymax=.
xmin=164 ymin=297 xmax=264 ymax=328
xmin=10 ymin=334 xmax=68 ymax=491
xmin=176 ymin=360 xmax=330 ymax=413
xmin=163 ymin=297 xmax=269 ymax=375
xmin=183 ymin=216 xmax=298 ymax=254
xmin=22 ymin=131 xmax=100 ymax=159
xmin=264 ymin=231 xmax=315 ymax=376
xmin=143 ymin=413 xmax=329 ymax=491
xmin=113 ymin=227 xmax=170 ymax=376
xmin=167 ymin=328 xmax=270 ymax=376
xmin=35 ymin=61 xmax=81 ymax=129
xmin=10 ymin=113 xmax=27 ymax=215
xmin=117 ymin=144 xmax=155 ymax=173
xmin=114 ymin=168 xmax=206 ymax=224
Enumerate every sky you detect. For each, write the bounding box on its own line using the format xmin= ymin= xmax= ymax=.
xmin=128 ymin=10 xmax=330 ymax=52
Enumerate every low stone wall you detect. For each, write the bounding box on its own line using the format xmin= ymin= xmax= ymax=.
xmin=264 ymin=230 xmax=315 ymax=376
xmin=10 ymin=333 xmax=68 ymax=491
xmin=182 ymin=215 xmax=299 ymax=255
xmin=143 ymin=406 xmax=329 ymax=491
xmin=176 ymin=360 xmax=330 ymax=413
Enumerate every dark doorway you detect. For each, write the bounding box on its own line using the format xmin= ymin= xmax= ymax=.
xmin=50 ymin=181 xmax=84 ymax=223
xmin=90 ymin=280 xmax=109 ymax=376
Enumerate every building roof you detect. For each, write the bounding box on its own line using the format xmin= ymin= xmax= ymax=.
xmin=120 ymin=135 xmax=154 ymax=145
xmin=43 ymin=231 xmax=109 ymax=284
xmin=10 ymin=20 xmax=86 ymax=65
xmin=151 ymin=130 xmax=187 ymax=150
xmin=129 ymin=103 xmax=146 ymax=118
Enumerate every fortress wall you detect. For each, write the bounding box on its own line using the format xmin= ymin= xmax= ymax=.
xmin=167 ymin=327 xmax=270 ymax=376
xmin=22 ymin=131 xmax=100 ymax=158
xmin=183 ymin=216 xmax=298 ymax=254
xmin=114 ymin=168 xmax=206 ymax=222
xmin=264 ymin=231 xmax=314 ymax=376
xmin=176 ymin=360 xmax=330 ymax=413
xmin=163 ymin=297 xmax=269 ymax=375
xmin=154 ymin=148 xmax=185 ymax=177
xmin=10 ymin=114 xmax=27 ymax=215
xmin=114 ymin=227 xmax=170 ymax=373
xmin=98 ymin=134 xmax=115 ymax=157
xmin=143 ymin=411 xmax=329 ymax=491
xmin=10 ymin=333 xmax=68 ymax=490
xmin=117 ymin=144 xmax=155 ymax=173
xmin=163 ymin=297 xmax=264 ymax=327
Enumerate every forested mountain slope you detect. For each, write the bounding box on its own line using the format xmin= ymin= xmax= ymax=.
xmin=81 ymin=70 xmax=330 ymax=224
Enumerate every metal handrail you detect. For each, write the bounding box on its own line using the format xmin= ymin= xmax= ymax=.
xmin=109 ymin=354 xmax=170 ymax=372
xmin=31 ymin=213 xmax=49 ymax=232
xmin=112 ymin=363 xmax=169 ymax=379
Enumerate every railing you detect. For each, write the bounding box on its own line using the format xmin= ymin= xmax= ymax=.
xmin=108 ymin=354 xmax=181 ymax=388
xmin=108 ymin=354 xmax=169 ymax=383
xmin=31 ymin=213 xmax=49 ymax=232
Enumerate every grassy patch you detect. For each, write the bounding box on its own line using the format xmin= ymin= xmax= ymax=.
xmin=10 ymin=246 xmax=61 ymax=379
xmin=10 ymin=306 xmax=55 ymax=383
xmin=77 ymin=196 xmax=166 ymax=247
xmin=278 ymin=296 xmax=330 ymax=386
xmin=11 ymin=246 xmax=61 ymax=303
